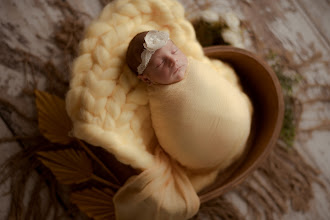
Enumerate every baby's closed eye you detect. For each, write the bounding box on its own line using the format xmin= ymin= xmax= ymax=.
xmin=172 ymin=48 xmax=178 ymax=54
xmin=156 ymin=59 xmax=165 ymax=68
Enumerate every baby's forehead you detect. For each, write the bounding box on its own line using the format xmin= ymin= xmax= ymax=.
xmin=165 ymin=40 xmax=175 ymax=47
xmin=155 ymin=40 xmax=175 ymax=53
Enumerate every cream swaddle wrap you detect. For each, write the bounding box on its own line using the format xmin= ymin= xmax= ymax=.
xmin=149 ymin=58 xmax=252 ymax=171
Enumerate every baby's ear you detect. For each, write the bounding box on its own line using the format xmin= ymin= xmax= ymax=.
xmin=137 ymin=74 xmax=150 ymax=83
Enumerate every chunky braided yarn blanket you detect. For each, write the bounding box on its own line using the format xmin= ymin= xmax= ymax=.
xmin=65 ymin=0 xmax=246 ymax=219
xmin=66 ymin=0 xmax=206 ymax=170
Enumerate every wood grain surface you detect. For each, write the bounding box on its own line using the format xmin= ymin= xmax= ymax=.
xmin=0 ymin=0 xmax=329 ymax=219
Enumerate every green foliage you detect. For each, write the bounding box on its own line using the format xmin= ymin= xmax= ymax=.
xmin=192 ymin=19 xmax=229 ymax=47
xmin=281 ymin=97 xmax=296 ymax=148
xmin=266 ymin=50 xmax=301 ymax=149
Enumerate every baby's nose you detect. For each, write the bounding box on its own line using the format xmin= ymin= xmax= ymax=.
xmin=168 ymin=56 xmax=176 ymax=66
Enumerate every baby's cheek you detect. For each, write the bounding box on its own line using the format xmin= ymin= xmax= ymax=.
xmin=152 ymin=70 xmax=165 ymax=83
xmin=179 ymin=53 xmax=187 ymax=64
xmin=166 ymin=69 xmax=174 ymax=80
xmin=158 ymin=71 xmax=170 ymax=84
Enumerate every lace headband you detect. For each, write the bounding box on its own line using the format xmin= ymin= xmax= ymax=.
xmin=137 ymin=30 xmax=169 ymax=75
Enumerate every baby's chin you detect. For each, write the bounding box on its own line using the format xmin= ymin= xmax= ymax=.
xmin=173 ymin=64 xmax=187 ymax=82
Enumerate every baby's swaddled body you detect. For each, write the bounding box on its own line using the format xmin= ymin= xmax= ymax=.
xmin=148 ymin=57 xmax=252 ymax=171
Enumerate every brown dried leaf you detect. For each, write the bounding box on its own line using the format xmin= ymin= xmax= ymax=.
xmin=71 ymin=188 xmax=115 ymax=220
xmin=35 ymin=90 xmax=73 ymax=145
xmin=38 ymin=149 xmax=93 ymax=184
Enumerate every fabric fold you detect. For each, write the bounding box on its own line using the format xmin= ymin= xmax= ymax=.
xmin=113 ymin=147 xmax=200 ymax=220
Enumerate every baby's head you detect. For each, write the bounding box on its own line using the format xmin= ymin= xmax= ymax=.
xmin=126 ymin=30 xmax=188 ymax=85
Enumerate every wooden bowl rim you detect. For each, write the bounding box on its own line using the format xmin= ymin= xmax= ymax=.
xmin=199 ymin=45 xmax=285 ymax=202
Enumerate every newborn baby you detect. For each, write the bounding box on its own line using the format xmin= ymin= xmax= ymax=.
xmin=126 ymin=30 xmax=252 ymax=172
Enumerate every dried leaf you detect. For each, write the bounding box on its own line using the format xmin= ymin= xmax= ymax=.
xmin=35 ymin=90 xmax=73 ymax=144
xmin=71 ymin=188 xmax=115 ymax=220
xmin=38 ymin=149 xmax=93 ymax=184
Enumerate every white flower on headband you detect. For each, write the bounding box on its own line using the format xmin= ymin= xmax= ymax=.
xmin=137 ymin=30 xmax=169 ymax=74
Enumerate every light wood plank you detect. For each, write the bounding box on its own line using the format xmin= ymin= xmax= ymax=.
xmin=0 ymin=0 xmax=329 ymax=219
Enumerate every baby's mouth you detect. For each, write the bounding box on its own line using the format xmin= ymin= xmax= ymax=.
xmin=173 ymin=65 xmax=182 ymax=75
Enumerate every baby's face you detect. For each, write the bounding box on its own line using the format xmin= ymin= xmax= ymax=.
xmin=140 ymin=40 xmax=188 ymax=85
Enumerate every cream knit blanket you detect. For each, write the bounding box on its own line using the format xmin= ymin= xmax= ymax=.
xmin=65 ymin=0 xmax=252 ymax=219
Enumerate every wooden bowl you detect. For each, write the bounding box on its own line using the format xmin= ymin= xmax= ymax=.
xmin=90 ymin=45 xmax=284 ymax=204
xmin=199 ymin=46 xmax=285 ymax=203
